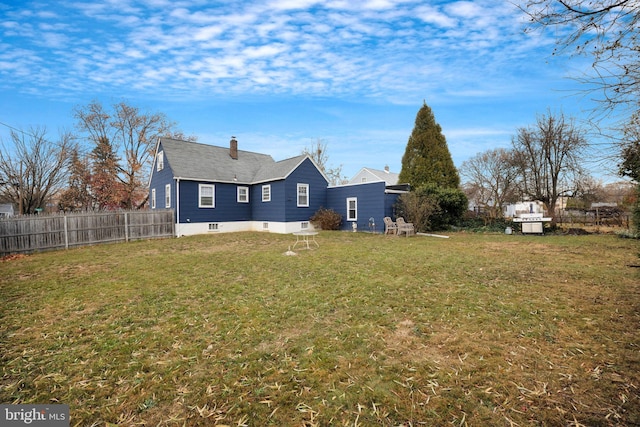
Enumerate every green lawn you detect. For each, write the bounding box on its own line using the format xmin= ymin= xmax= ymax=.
xmin=1 ymin=231 xmax=639 ymax=426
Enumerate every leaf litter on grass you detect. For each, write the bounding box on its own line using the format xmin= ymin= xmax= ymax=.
xmin=1 ymin=232 xmax=638 ymax=425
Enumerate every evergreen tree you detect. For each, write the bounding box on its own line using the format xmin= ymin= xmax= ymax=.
xmin=399 ymin=101 xmax=460 ymax=189
xmin=58 ymin=148 xmax=93 ymax=211
xmin=91 ymin=137 xmax=123 ymax=210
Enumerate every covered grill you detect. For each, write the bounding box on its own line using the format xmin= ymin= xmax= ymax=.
xmin=512 ymin=213 xmax=552 ymax=234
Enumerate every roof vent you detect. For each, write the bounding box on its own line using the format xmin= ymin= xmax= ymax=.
xmin=230 ymin=136 xmax=238 ymax=160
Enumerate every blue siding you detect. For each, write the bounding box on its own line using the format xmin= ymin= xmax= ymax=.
xmin=327 ymin=181 xmax=387 ymax=231
xmin=252 ymin=180 xmax=285 ymax=221
xmin=385 ymin=193 xmax=401 ymax=218
xmin=250 ymin=158 xmax=329 ymax=222
xmin=177 ymin=181 xmax=253 ymax=223
xmin=284 ymin=158 xmax=328 ymax=221
xmin=214 ymin=183 xmax=252 ymax=221
xmin=149 ymin=143 xmax=177 ymax=220
xmin=150 ymin=144 xmax=367 ymax=230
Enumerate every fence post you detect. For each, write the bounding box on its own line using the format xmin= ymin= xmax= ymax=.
xmin=64 ymin=215 xmax=69 ymax=250
xmin=124 ymin=211 xmax=129 ymax=242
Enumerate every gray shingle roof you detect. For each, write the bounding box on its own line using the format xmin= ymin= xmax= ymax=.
xmin=253 ymin=155 xmax=307 ymax=183
xmin=368 ymin=168 xmax=399 ymax=185
xmin=158 ymin=137 xmax=308 ymax=184
xmin=349 ymin=167 xmax=400 ymax=186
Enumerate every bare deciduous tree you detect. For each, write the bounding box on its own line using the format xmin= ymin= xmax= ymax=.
xmin=0 ymin=127 xmax=73 ymax=214
xmin=520 ymin=0 xmax=639 ymax=114
xmin=512 ymin=111 xmax=588 ymax=220
xmin=460 ymin=148 xmax=520 ymax=218
xmin=74 ymin=100 xmax=194 ymax=209
xmin=302 ymin=139 xmax=347 ymax=186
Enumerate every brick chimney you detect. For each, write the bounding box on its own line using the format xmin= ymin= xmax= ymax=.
xmin=230 ymin=136 xmax=238 ymax=160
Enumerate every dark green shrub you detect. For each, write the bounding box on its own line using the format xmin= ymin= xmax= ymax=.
xmin=395 ymin=184 xmax=468 ymax=232
xmin=310 ymin=207 xmax=342 ymax=230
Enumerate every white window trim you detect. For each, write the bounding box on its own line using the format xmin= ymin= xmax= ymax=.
xmin=262 ymin=184 xmax=271 ymax=202
xmin=237 ymin=186 xmax=249 ymax=203
xmin=165 ymin=184 xmax=171 ymax=208
xmin=199 ymin=184 xmax=215 ymax=208
xmin=297 ymin=183 xmax=309 ymax=207
xmin=156 ymin=151 xmax=164 ymax=171
xmin=151 ymin=188 xmax=156 ymax=209
xmin=347 ymin=197 xmax=357 ymax=221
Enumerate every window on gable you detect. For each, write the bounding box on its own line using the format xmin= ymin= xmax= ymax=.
xmin=237 ymin=186 xmax=249 ymax=203
xmin=199 ymin=184 xmax=215 ymax=208
xmin=165 ymin=184 xmax=171 ymax=208
xmin=347 ymin=197 xmax=357 ymax=221
xmin=157 ymin=151 xmax=164 ymax=171
xmin=262 ymin=185 xmax=271 ymax=202
xmin=297 ymin=183 xmax=309 ymax=207
xmin=151 ymin=188 xmax=156 ymax=209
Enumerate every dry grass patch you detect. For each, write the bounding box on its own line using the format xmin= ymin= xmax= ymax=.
xmin=1 ymin=231 xmax=638 ymax=426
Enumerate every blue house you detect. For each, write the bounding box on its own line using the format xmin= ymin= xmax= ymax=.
xmin=149 ymin=137 xmax=407 ymax=235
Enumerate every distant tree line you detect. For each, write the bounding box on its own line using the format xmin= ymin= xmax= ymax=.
xmin=519 ymin=0 xmax=640 ymax=234
xmin=397 ymin=100 xmax=636 ymax=232
xmin=397 ymin=1 xmax=640 ymax=234
xmin=0 ymin=100 xmax=195 ymax=214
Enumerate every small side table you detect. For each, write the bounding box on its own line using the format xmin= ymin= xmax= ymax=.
xmin=292 ymin=231 xmax=319 ymax=250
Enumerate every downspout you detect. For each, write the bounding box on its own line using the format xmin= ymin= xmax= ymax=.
xmin=175 ymin=177 xmax=180 ymax=237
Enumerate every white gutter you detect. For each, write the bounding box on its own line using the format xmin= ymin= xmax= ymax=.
xmin=175 ymin=177 xmax=180 ymax=237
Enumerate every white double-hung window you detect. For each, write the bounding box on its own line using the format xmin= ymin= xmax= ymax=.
xmin=237 ymin=186 xmax=249 ymax=203
xmin=297 ymin=184 xmax=309 ymax=207
xmin=262 ymin=185 xmax=271 ymax=202
xmin=347 ymin=197 xmax=357 ymax=221
xmin=165 ymin=184 xmax=171 ymax=208
xmin=156 ymin=151 xmax=164 ymax=171
xmin=199 ymin=184 xmax=215 ymax=208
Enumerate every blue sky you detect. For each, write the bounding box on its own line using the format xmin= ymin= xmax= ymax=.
xmin=0 ymin=0 xmax=613 ymax=181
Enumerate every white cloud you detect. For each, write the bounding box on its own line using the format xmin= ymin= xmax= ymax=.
xmin=193 ymin=25 xmax=224 ymax=41
xmin=446 ymin=1 xmax=483 ymax=19
xmin=416 ymin=5 xmax=457 ymax=28
xmin=267 ymin=0 xmax=321 ymax=11
xmin=242 ymin=44 xmax=287 ymax=58
xmin=0 ymin=0 xmax=551 ymax=104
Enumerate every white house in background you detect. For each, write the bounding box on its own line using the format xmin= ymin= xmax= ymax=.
xmin=0 ymin=203 xmax=15 ymax=218
xmin=503 ymin=201 xmax=546 ymax=218
xmin=349 ymin=166 xmax=399 ymax=186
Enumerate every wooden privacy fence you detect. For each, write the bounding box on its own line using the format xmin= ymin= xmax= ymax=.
xmin=0 ymin=210 xmax=175 ymax=256
xmin=557 ymin=208 xmax=630 ymax=228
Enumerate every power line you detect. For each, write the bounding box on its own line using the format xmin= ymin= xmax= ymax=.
xmin=0 ymin=119 xmax=79 ymax=153
xmin=0 ymin=119 xmax=39 ymax=137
